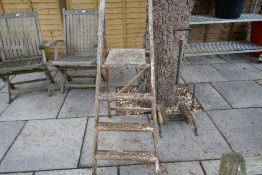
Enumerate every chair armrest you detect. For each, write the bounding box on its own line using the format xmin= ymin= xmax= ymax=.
xmin=39 ymin=40 xmax=64 ymax=49
xmin=39 ymin=40 xmax=64 ymax=61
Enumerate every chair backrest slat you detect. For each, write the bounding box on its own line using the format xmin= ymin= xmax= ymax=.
xmin=63 ymin=9 xmax=98 ymax=55
xmin=0 ymin=12 xmax=42 ymax=60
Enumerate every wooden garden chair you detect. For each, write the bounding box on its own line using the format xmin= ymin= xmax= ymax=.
xmin=50 ymin=9 xmax=99 ymax=93
xmin=0 ymin=12 xmax=54 ymax=104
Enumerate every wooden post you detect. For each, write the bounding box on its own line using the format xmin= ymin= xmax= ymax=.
xmin=28 ymin=0 xmax=33 ymax=11
xmin=122 ymin=0 xmax=127 ymax=47
xmin=0 ymin=0 xmax=5 ymax=13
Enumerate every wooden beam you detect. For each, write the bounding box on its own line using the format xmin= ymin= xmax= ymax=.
xmin=28 ymin=0 xmax=33 ymax=11
xmin=66 ymin=0 xmax=70 ymax=9
xmin=122 ymin=0 xmax=127 ymax=47
xmin=117 ymin=68 xmax=148 ymax=94
xmin=96 ymin=0 xmax=99 ymax=9
xmin=0 ymin=0 xmax=5 ymax=13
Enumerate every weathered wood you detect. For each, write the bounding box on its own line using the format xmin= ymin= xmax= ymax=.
xmin=0 ymin=12 xmax=53 ymax=103
xmin=92 ymin=0 xmax=106 ymax=173
xmin=97 ymin=122 xmax=154 ymax=132
xmin=96 ymin=150 xmax=157 ymax=162
xmin=101 ymin=64 xmax=150 ymax=69
xmin=93 ymin=0 xmax=160 ymax=174
xmin=98 ymin=93 xmax=153 ymax=101
xmin=6 ymin=76 xmax=11 ymax=104
xmin=51 ymin=9 xmax=99 ymax=92
xmin=157 ymin=103 xmax=169 ymax=124
xmin=111 ymin=107 xmax=152 ymax=113
xmin=64 ymin=83 xmax=96 ymax=88
xmin=117 ymin=68 xmax=148 ymax=94
xmin=105 ymin=49 xmax=146 ymax=65
xmin=105 ymin=68 xmax=111 ymax=118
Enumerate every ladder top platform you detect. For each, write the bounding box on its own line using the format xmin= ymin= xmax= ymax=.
xmin=190 ymin=13 xmax=262 ymax=25
xmin=105 ymin=49 xmax=146 ymax=65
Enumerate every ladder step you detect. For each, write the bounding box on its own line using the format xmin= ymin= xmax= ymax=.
xmin=101 ymin=64 xmax=150 ymax=69
xmin=96 ymin=150 xmax=157 ymax=162
xmin=99 ymin=93 xmax=153 ymax=101
xmin=111 ymin=107 xmax=151 ymax=113
xmin=105 ymin=49 xmax=147 ymax=66
xmin=97 ymin=122 xmax=154 ymax=132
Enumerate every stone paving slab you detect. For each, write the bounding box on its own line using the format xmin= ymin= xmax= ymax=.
xmin=0 ymin=90 xmax=67 ymax=121
xmin=158 ymin=112 xmax=231 ymax=162
xmin=182 ymin=65 xmax=228 ymax=83
xmin=212 ymin=81 xmax=262 ymax=108
xmin=58 ymin=89 xmax=113 ymax=118
xmin=257 ymin=80 xmax=262 ymax=86
xmin=219 ymin=54 xmax=257 ymax=63
xmin=35 ymin=167 xmax=117 ymax=175
xmin=0 ymin=118 xmax=87 ymax=172
xmin=202 ymin=156 xmax=262 ymax=175
xmin=0 ymin=121 xmax=25 ymax=160
xmin=186 ymin=55 xmax=227 ymax=65
xmin=182 ymin=57 xmax=191 ymax=65
xmin=249 ymin=62 xmax=262 ymax=71
xmin=212 ymin=63 xmax=262 ymax=81
xmin=0 ymin=173 xmax=33 ymax=175
xmin=195 ymin=83 xmax=231 ymax=110
xmin=208 ymin=108 xmax=262 ymax=157
xmin=0 ymin=80 xmax=4 ymax=90
xmin=120 ymin=162 xmax=204 ymax=175
xmin=80 ymin=115 xmax=153 ymax=167
xmin=0 ymin=93 xmax=9 ymax=115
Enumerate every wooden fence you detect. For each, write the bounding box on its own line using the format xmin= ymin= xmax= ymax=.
xmin=0 ymin=0 xmax=261 ymax=58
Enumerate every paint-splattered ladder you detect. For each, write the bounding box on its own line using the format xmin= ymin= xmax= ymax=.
xmin=92 ymin=0 xmax=159 ymax=174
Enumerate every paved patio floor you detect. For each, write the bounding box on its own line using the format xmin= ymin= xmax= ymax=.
xmin=0 ymin=54 xmax=261 ymax=174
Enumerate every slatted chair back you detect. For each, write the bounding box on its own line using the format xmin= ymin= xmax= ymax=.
xmin=63 ymin=9 xmax=98 ymax=55
xmin=0 ymin=12 xmax=42 ymax=60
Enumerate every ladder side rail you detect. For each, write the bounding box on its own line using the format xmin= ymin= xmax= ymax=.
xmin=148 ymin=0 xmax=160 ymax=174
xmin=92 ymin=0 xmax=106 ymax=174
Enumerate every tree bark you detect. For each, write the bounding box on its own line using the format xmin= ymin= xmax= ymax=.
xmin=141 ymin=0 xmax=195 ymax=107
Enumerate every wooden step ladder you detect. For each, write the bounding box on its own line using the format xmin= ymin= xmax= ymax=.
xmin=92 ymin=0 xmax=160 ymax=174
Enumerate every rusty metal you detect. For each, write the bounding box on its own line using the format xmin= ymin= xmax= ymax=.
xmin=179 ymin=103 xmax=194 ymax=124
xmin=156 ymin=83 xmax=199 ymax=136
xmin=92 ymin=0 xmax=159 ymax=174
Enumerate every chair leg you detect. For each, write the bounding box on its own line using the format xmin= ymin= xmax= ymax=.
xmin=10 ymin=83 xmax=15 ymax=90
xmin=1 ymin=77 xmax=15 ymax=89
xmin=45 ymin=68 xmax=55 ymax=84
xmin=61 ymin=69 xmax=66 ymax=94
xmin=66 ymin=74 xmax=72 ymax=82
xmin=105 ymin=68 xmax=111 ymax=118
xmin=45 ymin=71 xmax=51 ymax=97
xmin=5 ymin=76 xmax=11 ymax=104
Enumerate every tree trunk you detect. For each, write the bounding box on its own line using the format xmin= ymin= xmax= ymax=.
xmin=141 ymin=0 xmax=195 ymax=107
